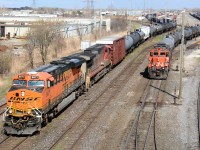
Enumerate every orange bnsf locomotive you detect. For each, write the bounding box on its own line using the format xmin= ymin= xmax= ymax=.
xmin=3 ymin=36 xmax=125 ymax=135
xmin=3 ymin=58 xmax=86 ymax=135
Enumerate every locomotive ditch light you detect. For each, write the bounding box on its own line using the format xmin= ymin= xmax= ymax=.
xmin=27 ymin=110 xmax=31 ymax=115
xmin=8 ymin=109 xmax=13 ymax=114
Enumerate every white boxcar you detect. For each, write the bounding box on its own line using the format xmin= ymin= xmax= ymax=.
xmin=136 ymin=26 xmax=151 ymax=40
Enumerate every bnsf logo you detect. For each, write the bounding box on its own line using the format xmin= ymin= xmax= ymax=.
xmin=9 ymin=97 xmax=40 ymax=102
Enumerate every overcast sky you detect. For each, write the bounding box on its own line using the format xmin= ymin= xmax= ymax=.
xmin=0 ymin=0 xmax=199 ymax=9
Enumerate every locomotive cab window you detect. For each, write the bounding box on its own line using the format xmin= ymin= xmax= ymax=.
xmin=154 ymin=52 xmax=158 ymax=55
xmin=13 ymin=80 xmax=27 ymax=86
xmin=160 ymin=52 xmax=165 ymax=56
xmin=150 ymin=52 xmax=153 ymax=56
xmin=28 ymin=80 xmax=44 ymax=87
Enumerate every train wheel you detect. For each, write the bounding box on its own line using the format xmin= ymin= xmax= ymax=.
xmin=53 ymin=109 xmax=57 ymax=118
xmin=2 ymin=128 xmax=8 ymax=135
xmin=47 ymin=114 xmax=52 ymax=122
xmin=42 ymin=114 xmax=48 ymax=127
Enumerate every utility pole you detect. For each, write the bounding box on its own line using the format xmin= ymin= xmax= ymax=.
xmin=178 ymin=10 xmax=185 ymax=99
xmin=32 ymin=0 xmax=36 ymax=9
xmin=99 ymin=0 xmax=102 ymax=37
xmin=143 ymin=0 xmax=145 ymax=14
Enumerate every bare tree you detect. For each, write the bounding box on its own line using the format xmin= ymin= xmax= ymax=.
xmin=52 ymin=22 xmax=66 ymax=57
xmin=76 ymin=24 xmax=85 ymax=41
xmin=111 ymin=17 xmax=127 ymax=32
xmin=25 ymin=31 xmax=37 ymax=68
xmin=31 ymin=20 xmax=55 ymax=65
xmin=26 ymin=20 xmax=67 ymax=65
xmin=0 ymin=51 xmax=11 ymax=75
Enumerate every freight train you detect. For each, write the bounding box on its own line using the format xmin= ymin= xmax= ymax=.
xmin=190 ymin=12 xmax=200 ymax=20
xmin=147 ymin=25 xmax=200 ymax=79
xmin=3 ymin=18 xmax=177 ymax=135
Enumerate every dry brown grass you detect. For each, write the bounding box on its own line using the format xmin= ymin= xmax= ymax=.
xmin=9 ymin=27 xmax=128 ymax=74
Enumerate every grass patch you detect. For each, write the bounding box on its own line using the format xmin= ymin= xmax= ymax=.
xmin=196 ymin=57 xmax=200 ymax=62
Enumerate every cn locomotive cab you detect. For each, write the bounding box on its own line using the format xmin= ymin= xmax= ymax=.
xmin=148 ymin=47 xmax=171 ymax=79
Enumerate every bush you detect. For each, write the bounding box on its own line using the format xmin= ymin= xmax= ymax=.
xmin=111 ymin=17 xmax=127 ymax=32
xmin=0 ymin=52 xmax=12 ymax=74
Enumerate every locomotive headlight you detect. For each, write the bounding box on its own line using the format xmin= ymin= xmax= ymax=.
xmin=8 ymin=109 xmax=13 ymax=114
xmin=21 ymin=91 xmax=25 ymax=97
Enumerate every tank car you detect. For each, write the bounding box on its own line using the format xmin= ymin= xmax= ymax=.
xmin=160 ymin=35 xmax=175 ymax=50
xmin=191 ymin=26 xmax=199 ymax=38
xmin=184 ymin=27 xmax=193 ymax=40
xmin=125 ymin=30 xmax=144 ymax=53
xmin=150 ymin=26 xmax=157 ymax=37
xmin=168 ymin=32 xmax=180 ymax=46
xmin=197 ymin=25 xmax=200 ymax=36
xmin=154 ymin=23 xmax=164 ymax=34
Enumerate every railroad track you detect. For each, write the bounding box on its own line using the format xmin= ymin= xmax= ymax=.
xmin=0 ymin=103 xmax=6 ymax=115
xmin=187 ymin=40 xmax=200 ymax=49
xmin=0 ymin=103 xmax=29 ymax=150
xmin=0 ymin=134 xmax=28 ymax=149
xmin=122 ymin=79 xmax=166 ymax=150
xmin=49 ymin=40 xmax=153 ymax=150
xmin=0 ymin=134 xmax=10 ymax=145
xmin=197 ymin=82 xmax=200 ymax=143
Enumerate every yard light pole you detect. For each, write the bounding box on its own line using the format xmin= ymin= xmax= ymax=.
xmin=178 ymin=10 xmax=185 ymax=100
xmin=99 ymin=0 xmax=102 ymax=37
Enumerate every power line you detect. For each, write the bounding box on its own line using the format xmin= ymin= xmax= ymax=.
xmin=83 ymin=0 xmax=95 ymax=17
